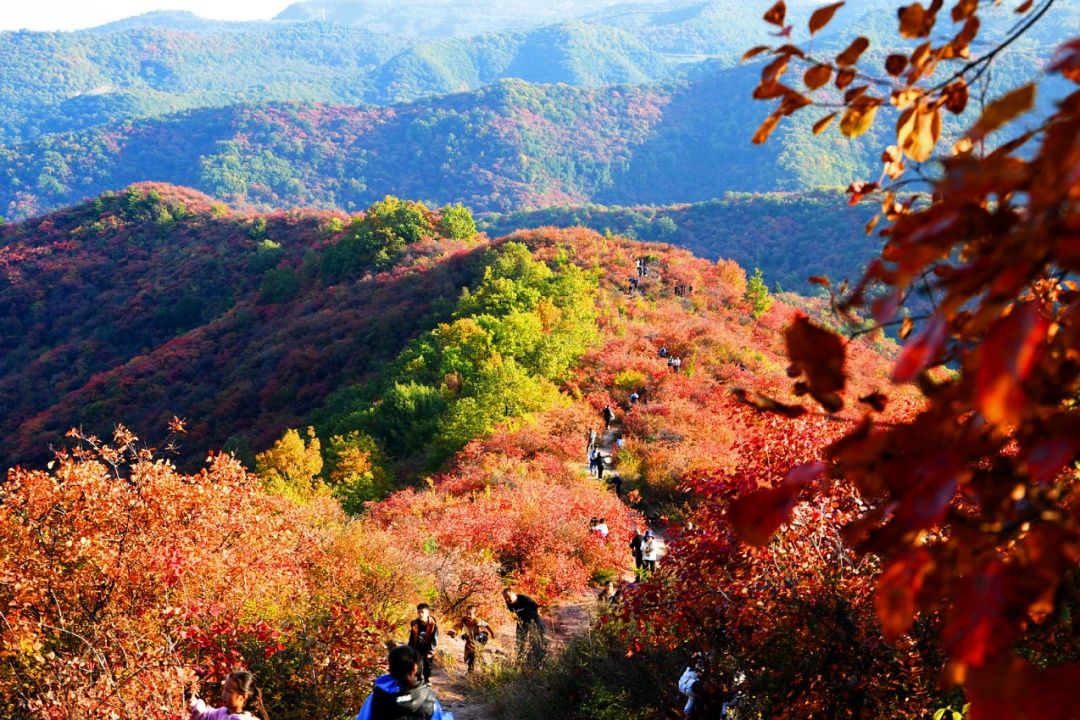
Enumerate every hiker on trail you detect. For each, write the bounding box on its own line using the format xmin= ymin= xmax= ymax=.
xmin=502 ymin=588 xmax=546 ymax=666
xmin=189 ymin=671 xmax=269 ymax=720
xmin=408 ymin=603 xmax=439 ymax=684
xmin=629 ymin=529 xmax=645 ymax=573
xmin=602 ymin=405 xmax=615 ymax=429
xmin=636 ymin=258 xmax=647 ymax=278
xmin=678 ymin=653 xmax=706 ymax=719
xmin=668 ymin=356 xmax=682 ymax=373
xmin=628 ymin=276 xmax=639 ymax=293
xmin=587 ymin=426 xmax=597 ymax=453
xmin=595 ymin=454 xmax=606 ymax=480
xmin=355 ymin=645 xmax=446 ymax=720
xmin=597 ymin=579 xmax=621 ymax=604
xmin=608 ymin=472 xmax=623 ymax=496
xmin=642 ymin=530 xmax=660 ymax=572
xmin=589 ymin=449 xmax=602 ymax=477
xmin=591 ymin=517 xmax=609 ymax=540
xmin=629 ymin=391 xmax=639 ymax=405
xmin=659 ymin=346 xmax=668 ymax=358
xmin=447 ymin=604 xmax=495 ymax=673
xmin=615 ymin=436 xmax=625 ymax=452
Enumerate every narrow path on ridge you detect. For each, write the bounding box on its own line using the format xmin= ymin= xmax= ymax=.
xmin=427 ymin=594 xmax=599 ymax=720
xmin=429 ymin=401 xmax=669 ymax=718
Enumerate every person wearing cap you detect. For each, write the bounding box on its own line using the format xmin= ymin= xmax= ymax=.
xmin=642 ymin=530 xmax=659 ymax=572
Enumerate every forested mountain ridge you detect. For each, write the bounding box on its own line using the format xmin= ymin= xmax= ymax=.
xmin=0 ymin=65 xmax=890 ymax=221
xmin=8 ymin=0 xmax=1070 ymax=149
xmin=0 ymin=182 xmax=893 ymax=474
xmin=0 ymin=1 xmax=770 ymax=146
xmin=479 ymin=191 xmax=879 ymax=295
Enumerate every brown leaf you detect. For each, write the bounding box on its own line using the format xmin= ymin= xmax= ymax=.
xmin=753 ymin=81 xmax=791 ymax=99
xmin=899 ymin=3 xmax=936 ymax=38
xmin=976 ymin=303 xmax=1048 ymax=426
xmin=835 ymin=67 xmax=857 ymax=89
xmin=885 ymin=54 xmax=908 ymax=76
xmin=951 ymin=0 xmax=978 ymax=22
xmin=812 ymin=112 xmax=838 ymax=134
xmin=761 ymin=55 xmax=790 ymax=85
xmin=777 ymin=91 xmax=812 ymax=116
xmin=731 ymin=388 xmax=807 ymax=417
xmin=836 ymin=36 xmax=870 ymax=66
xmin=764 ymin=0 xmax=787 ymax=26
xmin=773 ymin=44 xmax=806 ymax=58
xmin=804 ymin=64 xmax=833 ymax=90
xmin=846 ymin=180 xmax=879 ymax=203
xmin=942 ymin=15 xmax=979 ymax=59
xmin=900 ymin=316 xmax=914 ymax=339
xmin=809 ymin=1 xmax=845 ymax=34
xmin=809 ymin=275 xmax=831 ymax=287
xmin=967 ymin=83 xmax=1036 ymax=141
xmin=752 ymin=112 xmax=782 ymax=144
xmin=840 ymin=100 xmax=880 ymax=138
xmin=876 ymin=550 xmax=935 ymax=642
xmin=893 ymin=314 xmax=947 ymax=382
xmin=1015 ymin=0 xmax=1033 ymax=11
xmin=891 ymin=87 xmax=922 ymax=109
xmin=944 ymin=79 xmax=969 ymax=113
xmin=742 ymin=45 xmax=771 ymax=61
xmin=786 ymin=313 xmax=847 ymax=412
xmin=1049 ymin=39 xmax=1080 ymax=83
xmin=844 ymin=85 xmax=869 ymax=103
xmin=896 ymin=103 xmax=942 ymax=162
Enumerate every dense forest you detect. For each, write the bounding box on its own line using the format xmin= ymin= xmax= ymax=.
xmin=0 ymin=65 xmax=889 ymax=221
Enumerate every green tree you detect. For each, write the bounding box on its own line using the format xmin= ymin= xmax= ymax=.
xmin=325 ymin=431 xmax=391 ymax=513
xmin=259 ymin=266 xmax=299 ymax=304
xmin=324 ymin=196 xmax=435 ymax=274
xmin=437 ymin=203 xmax=477 ymax=239
xmin=744 ymin=267 xmax=772 ymax=319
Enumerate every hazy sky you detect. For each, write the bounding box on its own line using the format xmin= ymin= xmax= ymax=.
xmin=0 ymin=1 xmax=293 ymax=31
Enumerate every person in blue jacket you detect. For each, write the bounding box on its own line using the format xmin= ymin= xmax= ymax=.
xmin=355 ymin=645 xmax=446 ymax=720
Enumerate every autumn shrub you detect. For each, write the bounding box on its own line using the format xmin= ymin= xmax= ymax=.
xmin=612 ymin=368 xmax=648 ymax=392
xmin=0 ymin=429 xmax=403 ymax=719
xmin=483 ymin=617 xmax=681 ymax=720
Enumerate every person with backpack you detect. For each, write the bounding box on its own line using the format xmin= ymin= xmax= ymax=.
xmin=355 ymin=645 xmax=447 ymax=720
xmin=447 ymin=604 xmax=495 ymax=673
xmin=602 ymin=405 xmax=615 ymax=430
xmin=407 ymin=603 xmax=439 ymax=684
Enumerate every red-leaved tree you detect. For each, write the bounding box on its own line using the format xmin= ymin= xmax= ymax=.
xmin=737 ymin=1 xmax=1080 ymax=717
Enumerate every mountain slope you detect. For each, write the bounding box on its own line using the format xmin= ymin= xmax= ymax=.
xmin=0 ymin=184 xmax=490 ymax=467
xmin=480 ymin=191 xmax=879 ymax=295
xmin=0 ymin=65 xmax=890 ymax=220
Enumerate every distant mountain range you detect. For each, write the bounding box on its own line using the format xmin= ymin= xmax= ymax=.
xmin=0 ymin=62 xmax=898 ymax=220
